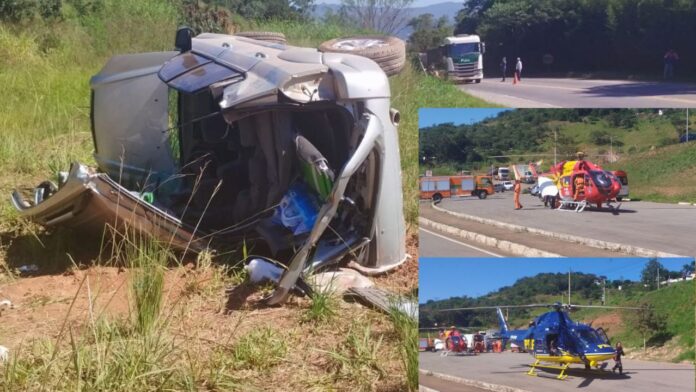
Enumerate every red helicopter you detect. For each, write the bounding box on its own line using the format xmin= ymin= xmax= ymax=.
xmin=542 ymin=153 xmax=622 ymax=212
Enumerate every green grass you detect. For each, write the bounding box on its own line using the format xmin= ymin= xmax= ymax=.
xmin=611 ymin=281 xmax=695 ymax=352
xmin=325 ymin=322 xmax=385 ymax=392
xmin=604 ymin=143 xmax=696 ymax=203
xmin=302 ymin=282 xmax=339 ymax=324
xmin=389 ymin=305 xmax=418 ymax=392
xmin=231 ymin=327 xmax=288 ymax=370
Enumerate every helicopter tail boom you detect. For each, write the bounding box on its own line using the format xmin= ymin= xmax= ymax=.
xmin=496 ymin=308 xmax=509 ymax=334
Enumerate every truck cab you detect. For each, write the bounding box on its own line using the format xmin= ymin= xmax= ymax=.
xmin=426 ymin=34 xmax=484 ymax=83
xmin=611 ymin=170 xmax=629 ymax=201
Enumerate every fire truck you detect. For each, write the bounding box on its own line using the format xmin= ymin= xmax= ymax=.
xmin=419 ymin=175 xmax=494 ymax=202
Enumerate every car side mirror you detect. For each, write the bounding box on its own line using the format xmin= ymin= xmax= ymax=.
xmin=175 ymin=26 xmax=194 ymax=52
xmin=481 ymin=42 xmax=486 ymax=54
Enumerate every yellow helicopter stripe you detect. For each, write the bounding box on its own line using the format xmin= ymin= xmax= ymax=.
xmin=535 ymin=352 xmax=615 ymax=365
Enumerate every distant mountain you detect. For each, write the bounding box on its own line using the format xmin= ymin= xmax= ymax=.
xmin=312 ymin=2 xmax=462 ymax=39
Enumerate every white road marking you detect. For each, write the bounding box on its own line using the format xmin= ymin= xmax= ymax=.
xmin=420 ymin=228 xmax=504 ymax=258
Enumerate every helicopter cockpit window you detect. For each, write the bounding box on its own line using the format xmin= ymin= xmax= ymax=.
xmin=596 ymin=327 xmax=611 ymax=345
xmin=575 ymin=329 xmax=601 ymax=345
xmin=589 ymin=170 xmax=613 ymax=188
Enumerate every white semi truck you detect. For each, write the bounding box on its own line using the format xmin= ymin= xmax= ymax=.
xmin=425 ymin=34 xmax=485 ymax=83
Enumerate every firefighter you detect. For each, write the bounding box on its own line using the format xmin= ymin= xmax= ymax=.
xmin=574 ymin=175 xmax=585 ymax=200
xmin=513 ymin=180 xmax=523 ymax=209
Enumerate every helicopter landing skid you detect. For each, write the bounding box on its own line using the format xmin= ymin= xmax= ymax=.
xmin=557 ymin=199 xmax=587 ymax=213
xmin=527 ymin=359 xmax=570 ymax=380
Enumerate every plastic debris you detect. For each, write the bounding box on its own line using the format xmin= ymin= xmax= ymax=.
xmin=311 ymin=268 xmax=374 ymax=294
xmin=245 ymin=258 xmax=284 ymax=284
xmin=17 ymin=265 xmax=38 ymax=274
xmin=274 ymin=183 xmax=319 ymax=235
xmin=0 ymin=346 xmax=8 ymax=363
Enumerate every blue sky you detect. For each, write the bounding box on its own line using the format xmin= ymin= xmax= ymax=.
xmin=419 ymin=257 xmax=694 ymax=303
xmin=419 ymin=108 xmax=512 ymax=128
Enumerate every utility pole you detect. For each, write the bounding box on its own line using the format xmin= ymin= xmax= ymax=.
xmin=568 ymin=268 xmax=571 ymax=305
xmin=610 ymin=136 xmax=613 ymax=162
xmin=602 ymin=278 xmax=606 ymax=305
xmin=554 ymin=129 xmax=558 ymax=167
xmin=687 ymin=108 xmax=690 ymax=143
xmin=657 ymin=267 xmax=660 ymax=291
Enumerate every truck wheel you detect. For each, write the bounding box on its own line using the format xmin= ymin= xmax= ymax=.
xmin=478 ymin=191 xmax=487 ymax=199
xmin=475 ymin=78 xmax=482 ymax=83
xmin=318 ymin=36 xmax=406 ymax=76
xmin=616 ymin=197 xmax=623 ymax=201
xmin=432 ymin=193 xmax=443 ymax=204
xmin=235 ymin=31 xmax=287 ymax=44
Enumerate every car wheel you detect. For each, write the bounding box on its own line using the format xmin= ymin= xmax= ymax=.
xmin=475 ymin=78 xmax=482 ymax=83
xmin=235 ymin=31 xmax=287 ymax=45
xmin=318 ymin=36 xmax=406 ymax=76
xmin=616 ymin=197 xmax=623 ymax=201
xmin=432 ymin=193 xmax=443 ymax=203
xmin=478 ymin=191 xmax=487 ymax=199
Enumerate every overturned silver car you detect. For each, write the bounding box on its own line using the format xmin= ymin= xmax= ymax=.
xmin=11 ymin=29 xmax=407 ymax=304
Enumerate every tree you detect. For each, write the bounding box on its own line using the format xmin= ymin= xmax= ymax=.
xmin=407 ymin=13 xmax=452 ymax=52
xmin=590 ymin=130 xmax=612 ymax=145
xmin=640 ymin=259 xmax=670 ymax=290
xmin=210 ymin=0 xmax=314 ymax=21
xmin=338 ymin=0 xmax=414 ymax=35
xmin=633 ymin=303 xmax=668 ymax=350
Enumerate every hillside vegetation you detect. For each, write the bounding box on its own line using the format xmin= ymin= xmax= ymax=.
xmin=456 ymin=0 xmax=696 ymax=77
xmin=420 ymin=109 xmax=696 ymax=202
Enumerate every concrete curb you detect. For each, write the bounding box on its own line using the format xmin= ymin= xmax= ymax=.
xmin=418 ymin=385 xmax=440 ymax=392
xmin=420 ymin=369 xmax=532 ymax=392
xmin=430 ymin=203 xmax=687 ymax=258
xmin=419 ymin=217 xmax=561 ymax=257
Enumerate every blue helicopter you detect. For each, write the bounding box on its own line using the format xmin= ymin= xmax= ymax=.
xmin=437 ymin=302 xmax=642 ymax=379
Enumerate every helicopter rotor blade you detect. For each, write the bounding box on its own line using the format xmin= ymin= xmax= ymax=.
xmin=435 ymin=304 xmax=554 ymax=312
xmin=432 ymin=303 xmax=644 ymax=313
xmin=566 ymin=304 xmax=643 ymax=310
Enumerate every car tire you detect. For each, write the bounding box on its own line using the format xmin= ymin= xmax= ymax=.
xmin=235 ymin=31 xmax=287 ymax=45
xmin=616 ymin=197 xmax=623 ymax=201
xmin=475 ymin=78 xmax=482 ymax=83
xmin=432 ymin=193 xmax=443 ymax=204
xmin=318 ymin=36 xmax=406 ymax=76
xmin=478 ymin=191 xmax=487 ymax=199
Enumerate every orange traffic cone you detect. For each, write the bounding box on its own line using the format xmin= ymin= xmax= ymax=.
xmin=513 ymin=73 xmax=519 ymax=85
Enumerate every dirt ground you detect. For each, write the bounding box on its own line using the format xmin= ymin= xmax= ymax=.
xmin=0 ymin=230 xmax=418 ymax=391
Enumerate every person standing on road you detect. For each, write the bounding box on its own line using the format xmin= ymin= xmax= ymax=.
xmin=500 ymin=56 xmax=507 ymax=82
xmin=513 ymin=180 xmax=523 ymax=209
xmin=663 ymin=49 xmax=679 ymax=79
xmin=514 ymin=57 xmax=523 ymax=83
xmin=612 ymin=342 xmax=624 ymax=375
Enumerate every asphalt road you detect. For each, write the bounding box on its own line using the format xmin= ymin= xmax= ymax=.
xmin=434 ymin=194 xmax=696 ymax=257
xmin=419 ymin=227 xmax=515 ymax=258
xmin=420 ymin=351 xmax=695 ymax=392
xmin=420 ymin=373 xmax=493 ymax=392
xmin=459 ymin=77 xmax=696 ymax=108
